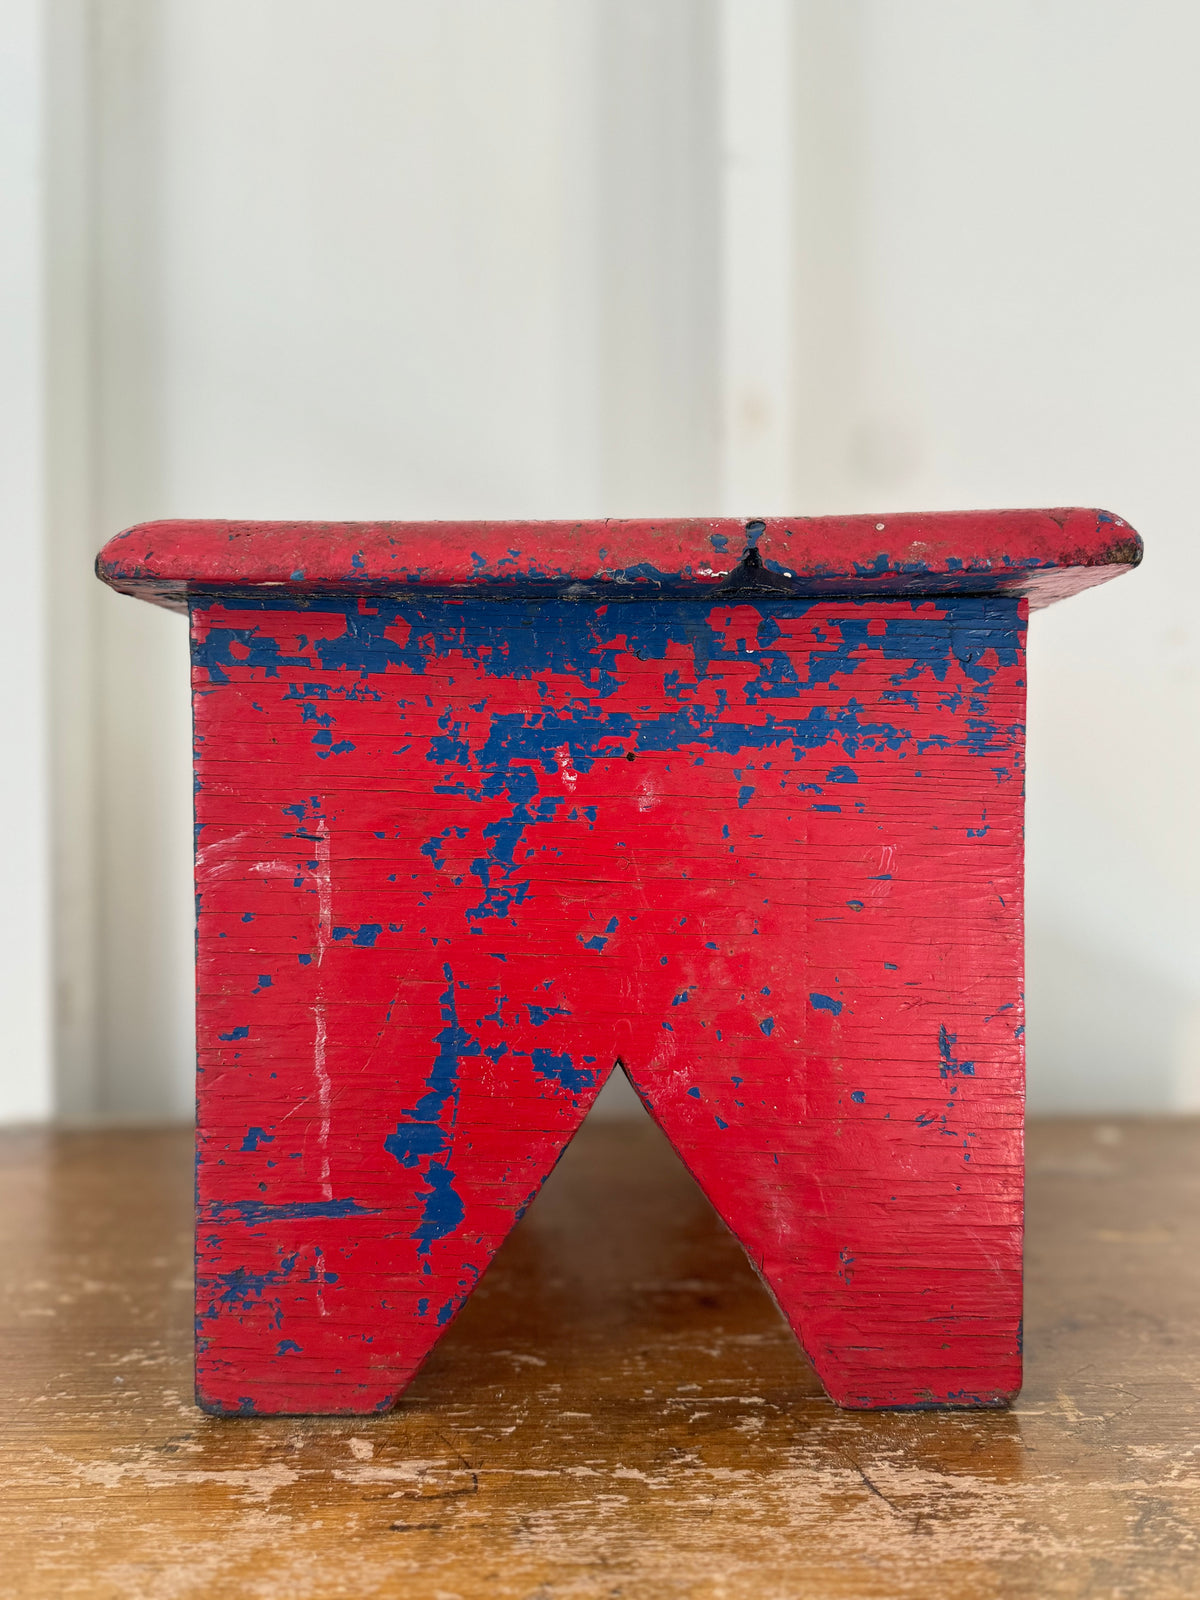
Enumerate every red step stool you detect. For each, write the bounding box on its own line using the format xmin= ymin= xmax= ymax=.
xmin=97 ymin=510 xmax=1140 ymax=1414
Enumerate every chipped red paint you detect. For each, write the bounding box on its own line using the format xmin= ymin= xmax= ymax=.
xmin=96 ymin=514 xmax=1139 ymax=1415
xmin=97 ymin=507 xmax=1140 ymax=612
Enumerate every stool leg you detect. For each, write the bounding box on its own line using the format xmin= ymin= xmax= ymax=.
xmin=618 ymin=591 xmax=1027 ymax=1406
xmin=194 ymin=924 xmax=626 ymax=1414
xmin=189 ymin=595 xmax=624 ymax=1414
xmin=631 ymin=979 xmax=1024 ymax=1409
xmin=626 ymin=697 xmax=1025 ymax=1405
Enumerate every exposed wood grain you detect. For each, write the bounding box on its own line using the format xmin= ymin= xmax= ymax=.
xmin=1 ymin=1115 xmax=1198 ymax=1598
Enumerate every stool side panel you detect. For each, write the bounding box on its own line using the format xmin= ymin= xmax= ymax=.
xmin=190 ymin=592 xmax=1025 ymax=1413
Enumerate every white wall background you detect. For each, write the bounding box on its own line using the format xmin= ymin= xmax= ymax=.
xmin=3 ymin=0 xmax=1197 ymax=1123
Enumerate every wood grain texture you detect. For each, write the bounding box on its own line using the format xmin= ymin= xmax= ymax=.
xmin=2 ymin=1116 xmax=1198 ymax=1599
xmin=190 ymin=591 xmax=1025 ymax=1413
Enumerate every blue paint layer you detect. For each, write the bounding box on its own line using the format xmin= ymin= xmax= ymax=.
xmin=411 ymin=1162 xmax=466 ymax=1254
xmin=209 ymin=1198 xmax=378 ymax=1223
xmin=531 ymin=1047 xmax=594 ymax=1096
xmin=938 ymin=1024 xmax=976 ymax=1078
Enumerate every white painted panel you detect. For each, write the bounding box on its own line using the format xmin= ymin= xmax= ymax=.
xmin=720 ymin=0 xmax=794 ymax=514
xmin=153 ymin=0 xmax=582 ymax=520
xmin=45 ymin=0 xmax=100 ymax=1118
xmin=0 ymin=0 xmax=53 ymax=1121
xmin=591 ymin=0 xmax=720 ymax=515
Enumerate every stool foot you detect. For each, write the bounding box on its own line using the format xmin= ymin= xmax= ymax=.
xmin=632 ymin=1070 xmax=1023 ymax=1409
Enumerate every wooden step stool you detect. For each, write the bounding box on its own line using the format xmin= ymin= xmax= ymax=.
xmin=97 ymin=511 xmax=1140 ymax=1415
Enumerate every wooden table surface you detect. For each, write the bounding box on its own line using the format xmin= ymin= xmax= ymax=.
xmin=2 ymin=1115 xmax=1198 ymax=1599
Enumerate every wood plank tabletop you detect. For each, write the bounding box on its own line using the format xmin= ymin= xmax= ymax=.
xmin=1 ymin=1114 xmax=1197 ymax=1599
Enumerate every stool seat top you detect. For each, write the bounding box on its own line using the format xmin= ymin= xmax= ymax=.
xmin=96 ymin=508 xmax=1141 ymax=613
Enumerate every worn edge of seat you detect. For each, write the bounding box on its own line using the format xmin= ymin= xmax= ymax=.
xmin=95 ymin=508 xmax=1142 ymax=614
